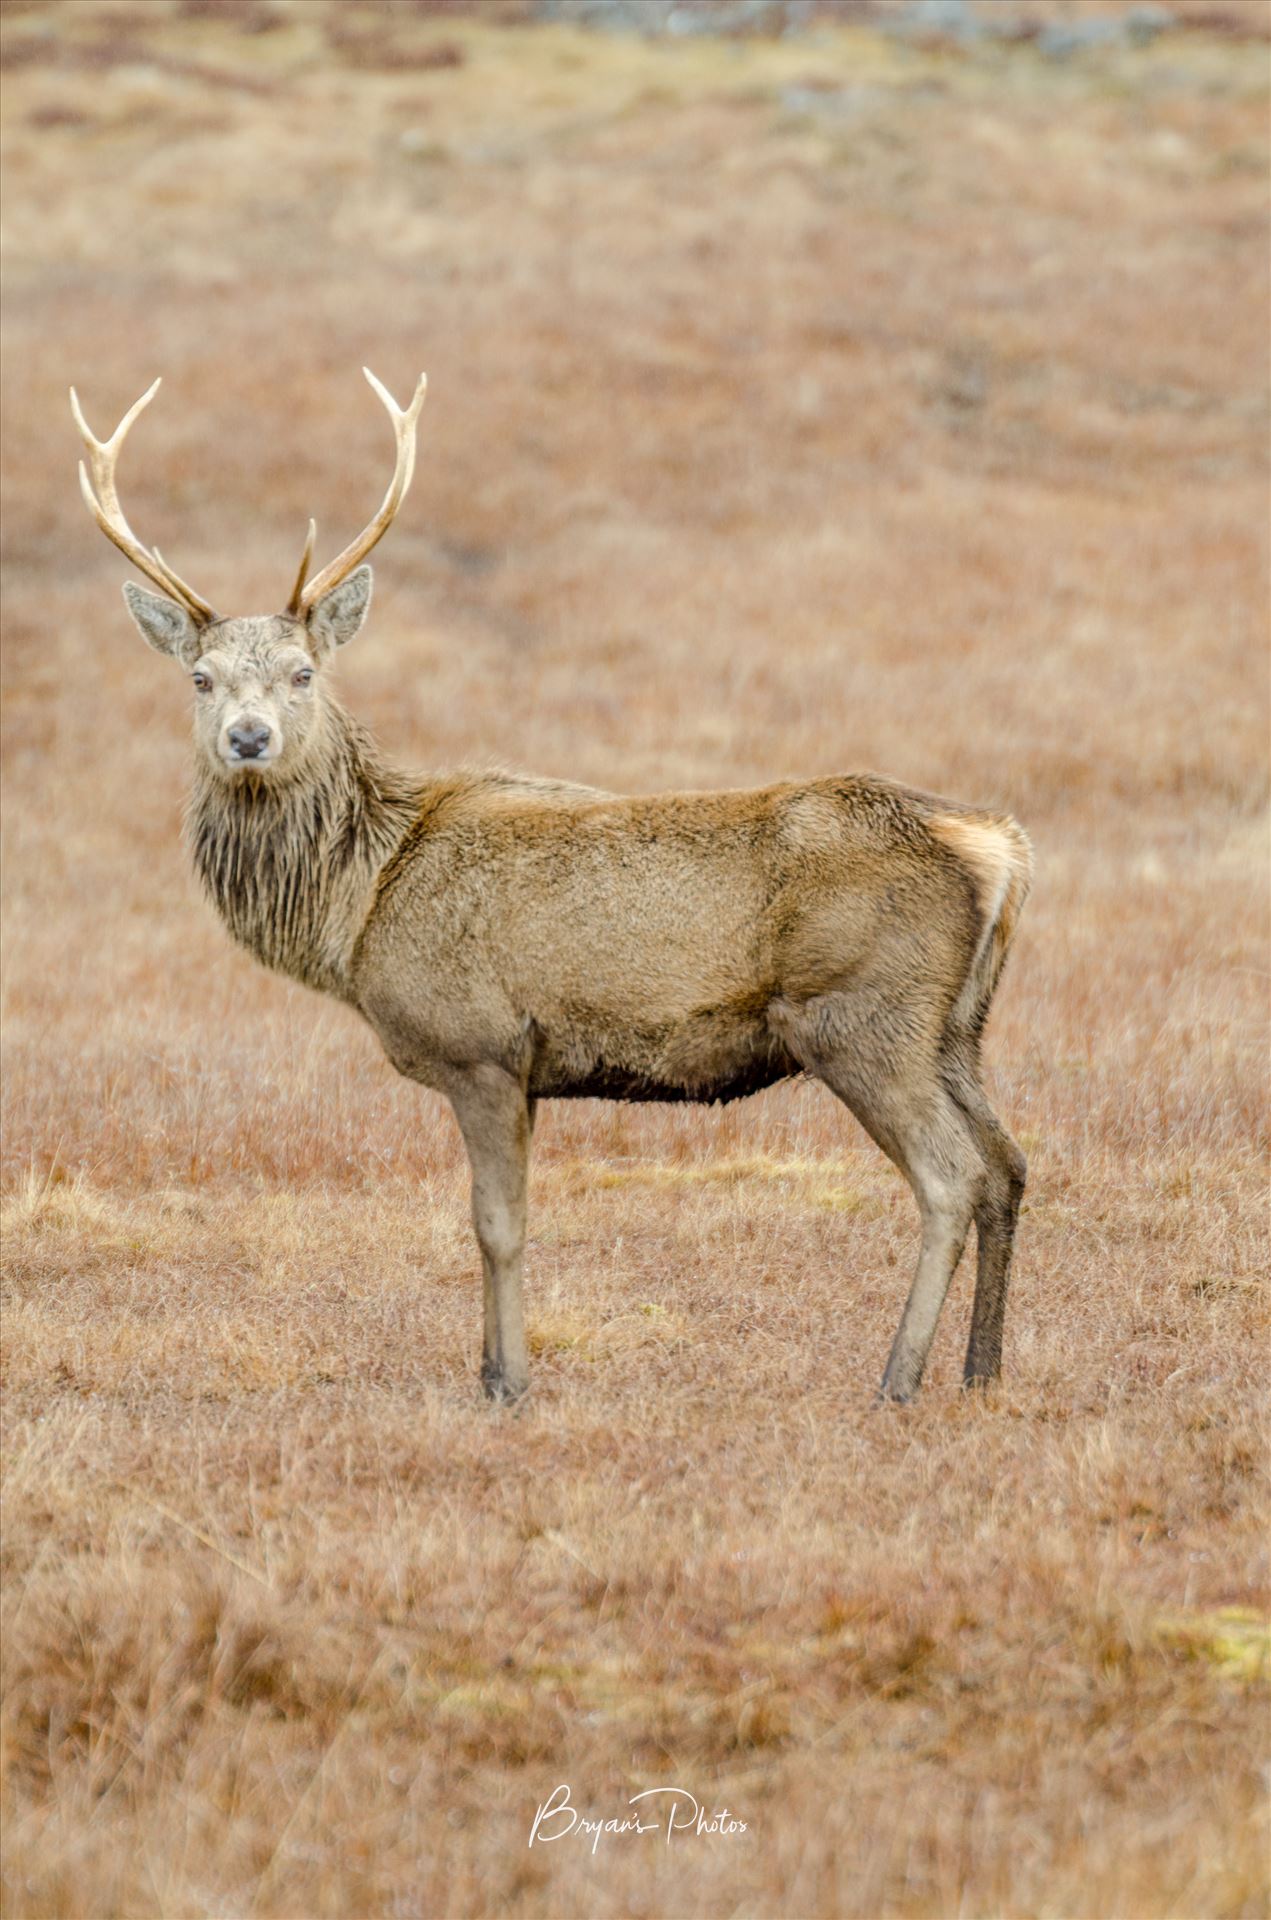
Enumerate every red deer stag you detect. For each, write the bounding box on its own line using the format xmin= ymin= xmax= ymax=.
xmin=72 ymin=370 xmax=1031 ymax=1405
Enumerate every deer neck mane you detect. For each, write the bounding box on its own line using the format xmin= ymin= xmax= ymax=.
xmin=187 ymin=699 xmax=421 ymax=997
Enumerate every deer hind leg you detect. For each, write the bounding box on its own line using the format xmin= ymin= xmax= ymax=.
xmin=446 ymin=1064 xmax=534 ymax=1405
xmin=871 ymin=1091 xmax=983 ymax=1403
xmin=777 ymin=996 xmax=986 ymax=1402
xmin=941 ymin=1048 xmax=1026 ymax=1388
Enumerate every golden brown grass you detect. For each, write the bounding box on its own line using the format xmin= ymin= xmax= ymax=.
xmin=2 ymin=3 xmax=1268 ymax=1915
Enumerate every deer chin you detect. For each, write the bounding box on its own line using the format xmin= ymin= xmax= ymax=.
xmin=217 ymin=746 xmax=283 ymax=780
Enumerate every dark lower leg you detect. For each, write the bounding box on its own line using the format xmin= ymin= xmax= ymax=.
xmin=964 ymin=1138 xmax=1025 ymax=1387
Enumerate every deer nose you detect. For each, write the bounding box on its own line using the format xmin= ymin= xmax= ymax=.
xmin=228 ymin=723 xmax=272 ymax=760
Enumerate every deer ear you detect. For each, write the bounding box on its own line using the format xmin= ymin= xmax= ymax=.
xmin=306 ymin=565 xmax=372 ymax=653
xmin=123 ymin=581 xmax=201 ymax=664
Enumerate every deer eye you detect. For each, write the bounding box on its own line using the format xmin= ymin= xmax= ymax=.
xmin=292 ymin=667 xmax=313 ymax=689
xmin=192 ymin=671 xmax=212 ymax=693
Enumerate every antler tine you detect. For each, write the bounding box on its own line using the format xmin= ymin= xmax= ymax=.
xmin=76 ymin=457 xmax=208 ymax=616
xmin=296 ymin=368 xmax=427 ymax=616
xmin=70 ymin=377 xmax=161 ymax=508
xmin=70 ymin=382 xmax=217 ymax=623
xmin=153 ymin=546 xmax=219 ymax=618
xmin=286 ymin=517 xmax=317 ymax=617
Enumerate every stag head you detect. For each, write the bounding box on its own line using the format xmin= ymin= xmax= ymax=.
xmin=71 ymin=368 xmax=427 ymax=782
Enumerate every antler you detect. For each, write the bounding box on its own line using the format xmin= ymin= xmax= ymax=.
xmin=70 ymin=379 xmax=218 ymax=624
xmin=289 ymin=367 xmax=427 ymax=617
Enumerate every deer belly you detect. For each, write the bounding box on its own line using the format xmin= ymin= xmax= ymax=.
xmin=525 ymin=995 xmax=799 ymax=1105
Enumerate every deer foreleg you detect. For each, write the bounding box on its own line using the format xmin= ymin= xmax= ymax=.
xmin=447 ymin=1065 xmax=534 ymax=1404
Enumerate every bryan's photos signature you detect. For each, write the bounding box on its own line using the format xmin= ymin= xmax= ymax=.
xmin=530 ymin=1783 xmax=748 ymax=1853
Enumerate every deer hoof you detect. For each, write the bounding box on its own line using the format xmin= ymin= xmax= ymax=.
xmin=873 ymin=1381 xmax=916 ymax=1409
xmin=482 ymin=1364 xmax=529 ymax=1407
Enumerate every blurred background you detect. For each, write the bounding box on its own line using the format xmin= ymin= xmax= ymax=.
xmin=1 ymin=3 xmax=1267 ymax=1916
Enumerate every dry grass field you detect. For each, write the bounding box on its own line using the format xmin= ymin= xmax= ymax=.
xmin=1 ymin=2 xmax=1269 ymax=1915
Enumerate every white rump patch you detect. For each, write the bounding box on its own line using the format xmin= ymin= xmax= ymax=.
xmin=929 ymin=811 xmax=1033 ymax=1020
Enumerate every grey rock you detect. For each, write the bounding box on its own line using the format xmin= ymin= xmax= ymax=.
xmin=1125 ymin=4 xmax=1175 ymax=45
xmin=1038 ymin=5 xmax=1173 ymax=58
xmin=1036 ymin=16 xmax=1123 ymax=57
xmin=537 ymin=0 xmax=858 ymax=35
xmin=879 ymin=0 xmax=982 ymax=42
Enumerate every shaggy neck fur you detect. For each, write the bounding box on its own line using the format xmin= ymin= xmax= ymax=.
xmin=188 ymin=699 xmax=421 ymax=997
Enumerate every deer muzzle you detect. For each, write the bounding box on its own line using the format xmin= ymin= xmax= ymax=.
xmin=226 ymin=721 xmax=273 ymax=764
